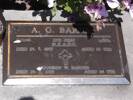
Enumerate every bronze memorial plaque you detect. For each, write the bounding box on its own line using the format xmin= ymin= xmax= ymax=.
xmin=3 ymin=22 xmax=130 ymax=85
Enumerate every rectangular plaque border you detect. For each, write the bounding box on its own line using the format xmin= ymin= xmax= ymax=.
xmin=3 ymin=21 xmax=130 ymax=85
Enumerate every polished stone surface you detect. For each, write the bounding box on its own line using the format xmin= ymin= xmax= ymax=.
xmin=0 ymin=10 xmax=133 ymax=100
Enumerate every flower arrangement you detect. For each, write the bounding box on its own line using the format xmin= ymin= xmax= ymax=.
xmin=45 ymin=0 xmax=133 ymax=21
xmin=15 ymin=0 xmax=133 ymax=21
xmin=14 ymin=0 xmax=133 ymax=30
xmin=47 ymin=0 xmax=133 ymax=17
xmin=39 ymin=0 xmax=131 ymax=30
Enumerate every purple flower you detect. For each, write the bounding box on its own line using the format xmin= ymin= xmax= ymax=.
xmin=84 ymin=4 xmax=108 ymax=19
xmin=106 ymin=0 xmax=120 ymax=9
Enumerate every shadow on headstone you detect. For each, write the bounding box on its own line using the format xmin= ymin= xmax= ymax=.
xmin=32 ymin=10 xmax=52 ymax=21
xmin=19 ymin=96 xmax=35 ymax=100
xmin=0 ymin=0 xmax=26 ymax=10
xmin=73 ymin=21 xmax=94 ymax=39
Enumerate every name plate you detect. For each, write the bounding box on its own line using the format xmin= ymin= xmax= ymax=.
xmin=3 ymin=22 xmax=130 ymax=85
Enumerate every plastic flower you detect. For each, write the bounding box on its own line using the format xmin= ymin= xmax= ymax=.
xmin=122 ymin=0 xmax=131 ymax=9
xmin=47 ymin=0 xmax=55 ymax=8
xmin=84 ymin=3 xmax=108 ymax=19
xmin=122 ymin=0 xmax=133 ymax=19
xmin=106 ymin=0 xmax=120 ymax=9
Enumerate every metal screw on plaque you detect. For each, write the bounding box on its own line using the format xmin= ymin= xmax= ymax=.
xmin=58 ymin=49 xmax=73 ymax=69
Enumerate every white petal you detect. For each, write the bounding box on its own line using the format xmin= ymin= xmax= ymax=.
xmin=84 ymin=6 xmax=89 ymax=14
xmin=47 ymin=0 xmax=55 ymax=8
xmin=107 ymin=0 xmax=120 ymax=9
xmin=15 ymin=0 xmax=24 ymax=4
xmin=94 ymin=12 xmax=99 ymax=19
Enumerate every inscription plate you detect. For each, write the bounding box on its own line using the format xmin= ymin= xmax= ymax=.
xmin=3 ymin=22 xmax=130 ymax=85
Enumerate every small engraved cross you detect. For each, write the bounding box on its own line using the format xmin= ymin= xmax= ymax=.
xmin=58 ymin=49 xmax=73 ymax=68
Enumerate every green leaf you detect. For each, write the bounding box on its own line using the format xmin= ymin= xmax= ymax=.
xmin=64 ymin=5 xmax=73 ymax=13
xmin=51 ymin=3 xmax=57 ymax=17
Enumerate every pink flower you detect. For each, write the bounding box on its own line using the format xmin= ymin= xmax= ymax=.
xmin=84 ymin=4 xmax=108 ymax=19
xmin=123 ymin=0 xmax=131 ymax=9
